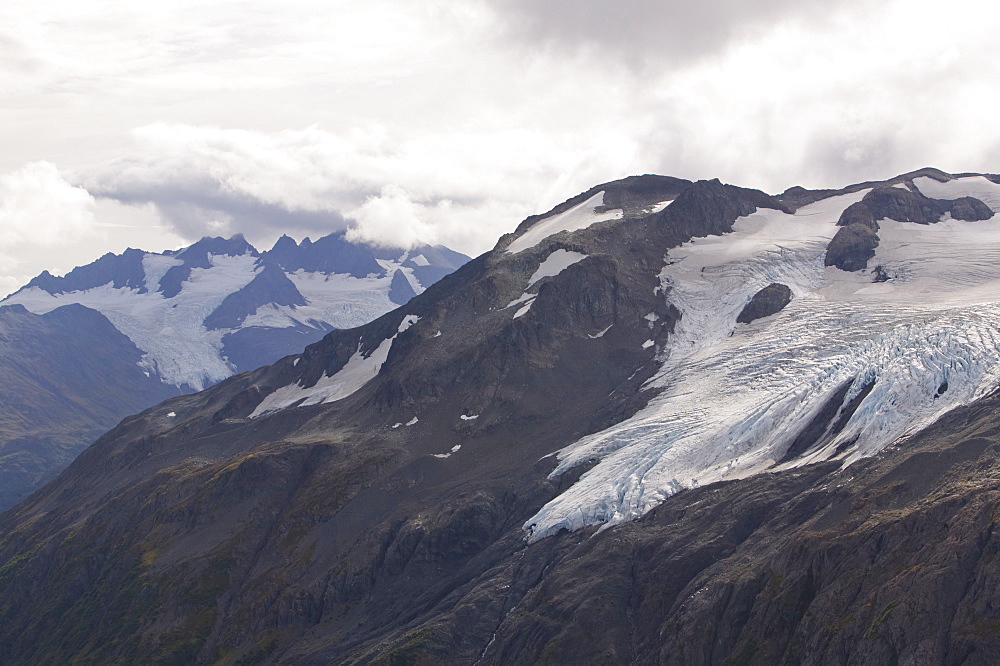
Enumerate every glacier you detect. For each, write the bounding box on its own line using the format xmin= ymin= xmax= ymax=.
xmin=525 ymin=177 xmax=1000 ymax=541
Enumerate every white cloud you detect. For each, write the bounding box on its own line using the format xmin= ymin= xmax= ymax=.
xmin=490 ymin=0 xmax=877 ymax=69
xmin=345 ymin=185 xmax=438 ymax=249
xmin=81 ymin=122 xmax=642 ymax=255
xmin=0 ymin=162 xmax=184 ymax=298
xmin=631 ymin=0 xmax=1000 ymax=192
xmin=2 ymin=0 xmax=1000 ymax=294
xmin=0 ymin=161 xmax=98 ymax=246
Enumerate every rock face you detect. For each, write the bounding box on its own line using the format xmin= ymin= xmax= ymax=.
xmin=737 ymin=283 xmax=792 ymax=324
xmin=950 ymin=196 xmax=995 ymax=221
xmin=826 ymin=223 xmax=881 ymax=271
xmin=1 ymin=169 xmax=1000 ymax=665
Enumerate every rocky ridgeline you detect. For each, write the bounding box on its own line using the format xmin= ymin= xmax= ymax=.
xmin=825 ymin=178 xmax=994 ymax=272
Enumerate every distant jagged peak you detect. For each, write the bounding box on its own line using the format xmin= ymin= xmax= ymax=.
xmin=260 ymin=230 xmax=470 ymax=281
xmin=171 ymin=233 xmax=259 ymax=265
xmin=260 ymin=230 xmax=383 ymax=279
xmin=157 ymin=234 xmax=260 ymax=298
xmin=19 ymin=246 xmax=149 ymax=296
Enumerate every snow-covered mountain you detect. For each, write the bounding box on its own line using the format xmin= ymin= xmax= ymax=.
xmin=0 ymin=231 xmax=468 ymax=508
xmin=2 ymin=231 xmax=469 ymax=390
xmin=4 ymin=169 xmax=1000 ymax=664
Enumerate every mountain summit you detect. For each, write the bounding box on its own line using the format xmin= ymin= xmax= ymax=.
xmin=2 ymin=169 xmax=1000 ymax=664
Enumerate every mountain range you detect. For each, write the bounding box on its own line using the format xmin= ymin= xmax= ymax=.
xmin=0 ymin=233 xmax=468 ymax=508
xmin=1 ymin=168 xmax=1000 ymax=664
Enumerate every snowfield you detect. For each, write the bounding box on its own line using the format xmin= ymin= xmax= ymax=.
xmin=525 ymin=181 xmax=1000 ymax=541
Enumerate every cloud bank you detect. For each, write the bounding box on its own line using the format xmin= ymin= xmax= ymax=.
xmin=81 ymin=122 xmax=642 ymax=255
xmin=1 ymin=0 xmax=999 ymax=292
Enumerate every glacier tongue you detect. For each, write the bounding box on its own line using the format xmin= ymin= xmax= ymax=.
xmin=525 ymin=189 xmax=1000 ymax=541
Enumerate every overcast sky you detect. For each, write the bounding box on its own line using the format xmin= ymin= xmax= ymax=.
xmin=1 ymin=0 xmax=999 ymax=297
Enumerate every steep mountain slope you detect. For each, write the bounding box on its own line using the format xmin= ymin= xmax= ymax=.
xmin=0 ymin=232 xmax=468 ymax=509
xmin=1 ymin=169 xmax=999 ymax=664
xmin=0 ymin=304 xmax=180 ymax=509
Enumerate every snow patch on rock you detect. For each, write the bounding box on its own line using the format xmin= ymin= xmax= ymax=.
xmin=513 ymin=300 xmax=535 ymax=319
xmin=506 ymin=191 xmax=622 ymax=254
xmin=528 ymin=250 xmax=588 ymax=286
xmin=589 ymin=325 xmax=612 ymax=339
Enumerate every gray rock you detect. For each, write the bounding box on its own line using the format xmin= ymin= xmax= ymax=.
xmin=825 ymin=224 xmax=879 ymax=271
xmin=949 ymin=196 xmax=994 ymax=221
xmin=737 ymin=283 xmax=792 ymax=324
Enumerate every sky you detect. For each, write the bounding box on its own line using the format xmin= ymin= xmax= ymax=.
xmin=1 ymin=0 xmax=999 ymax=297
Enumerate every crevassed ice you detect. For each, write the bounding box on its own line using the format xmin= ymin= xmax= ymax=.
xmin=250 ymin=315 xmax=419 ymax=418
xmin=525 ymin=189 xmax=1000 ymax=541
xmin=506 ymin=191 xmax=622 ymax=254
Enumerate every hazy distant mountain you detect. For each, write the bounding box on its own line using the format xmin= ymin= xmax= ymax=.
xmin=0 ymin=232 xmax=468 ymax=508
xmin=0 ymin=303 xmax=181 ymax=509
xmin=2 ymin=169 xmax=1000 ymax=664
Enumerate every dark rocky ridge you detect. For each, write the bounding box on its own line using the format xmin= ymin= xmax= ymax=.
xmin=0 ymin=170 xmax=999 ymax=664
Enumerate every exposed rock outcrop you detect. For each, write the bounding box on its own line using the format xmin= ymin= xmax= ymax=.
xmin=737 ymin=283 xmax=792 ymax=324
xmin=825 ymin=186 xmax=993 ymax=271
xmin=825 ymin=223 xmax=880 ymax=272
